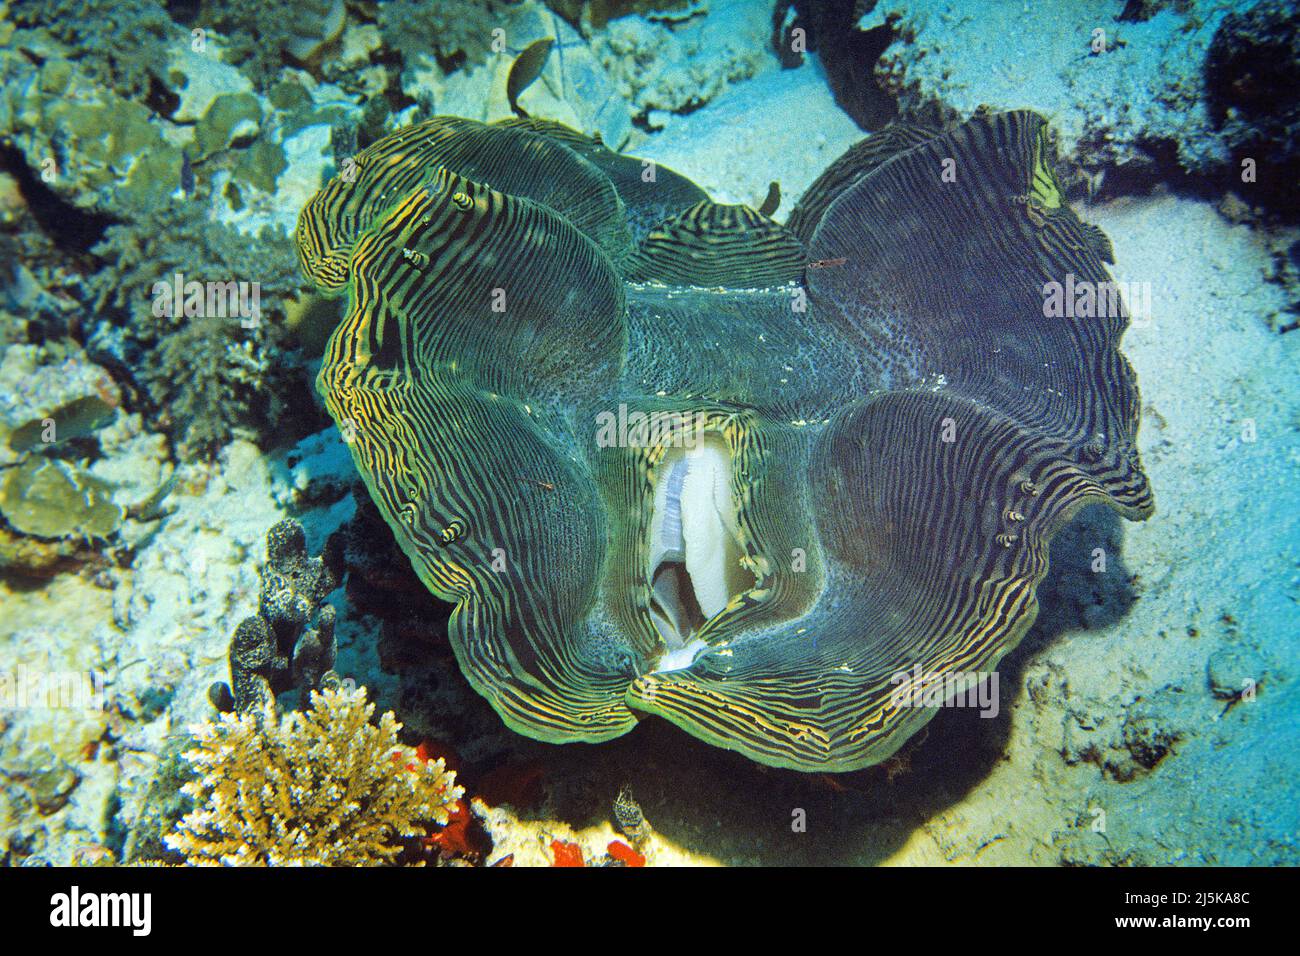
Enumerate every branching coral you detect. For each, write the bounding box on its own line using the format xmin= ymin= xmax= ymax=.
xmin=378 ymin=0 xmax=524 ymax=71
xmin=191 ymin=0 xmax=349 ymax=88
xmin=10 ymin=0 xmax=180 ymax=99
xmin=167 ymin=684 xmax=462 ymax=866
xmin=87 ymin=201 xmax=307 ymax=455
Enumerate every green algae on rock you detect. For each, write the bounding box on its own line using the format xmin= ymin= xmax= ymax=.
xmin=0 ymin=458 xmax=123 ymax=540
xmin=295 ymin=110 xmax=1152 ymax=772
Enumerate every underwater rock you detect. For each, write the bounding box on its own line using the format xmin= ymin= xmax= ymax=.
xmin=774 ymin=0 xmax=897 ymax=131
xmin=297 ymin=110 xmax=1151 ymax=772
xmin=275 ymin=123 xmax=338 ymax=232
xmin=193 ymin=92 xmax=263 ymax=159
xmin=282 ymin=0 xmax=347 ymax=62
xmin=863 ymin=0 xmax=1235 ymax=181
xmin=1206 ymin=644 xmax=1267 ymax=700
xmin=166 ymin=44 xmax=256 ymax=124
xmin=0 ymin=527 xmax=94 ymax=579
xmin=5 ymin=746 xmax=81 ymax=817
xmin=1205 ymin=0 xmax=1300 ymax=211
xmin=0 ymin=344 xmax=120 ymax=467
xmin=0 ymin=172 xmax=25 ymax=225
xmin=0 ymin=458 xmax=123 ymax=541
xmin=407 ymin=1 xmax=634 ymax=150
xmin=1117 ymin=704 xmax=1182 ymax=779
xmin=1060 ymin=684 xmax=1187 ymax=783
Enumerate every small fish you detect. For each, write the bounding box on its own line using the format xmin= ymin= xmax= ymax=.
xmin=521 ymin=477 xmax=555 ymax=492
xmin=507 ymin=38 xmax=554 ymax=118
xmin=180 ymin=150 xmax=195 ymax=197
xmin=808 ymin=256 xmax=848 ymax=269
xmin=758 ymin=181 xmax=781 ymax=217
xmin=613 ymin=785 xmax=647 ymax=846
xmin=330 ymin=121 xmax=358 ymax=167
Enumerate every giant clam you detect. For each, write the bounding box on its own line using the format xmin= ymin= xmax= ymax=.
xmin=295 ymin=111 xmax=1153 ymax=772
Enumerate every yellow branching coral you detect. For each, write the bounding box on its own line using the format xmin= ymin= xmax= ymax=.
xmin=166 ymin=684 xmax=462 ymax=866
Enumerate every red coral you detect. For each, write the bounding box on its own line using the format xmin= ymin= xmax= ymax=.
xmin=549 ymin=839 xmax=585 ymax=867
xmin=426 ymin=799 xmax=476 ymax=858
xmin=414 ymin=737 xmax=462 ymax=776
xmin=607 ymin=840 xmax=645 ymax=867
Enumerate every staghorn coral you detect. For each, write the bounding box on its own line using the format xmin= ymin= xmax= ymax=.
xmin=378 ymin=0 xmax=524 ymax=72
xmin=166 ymin=684 xmax=462 ymax=866
xmin=9 ymin=0 xmax=180 ymax=100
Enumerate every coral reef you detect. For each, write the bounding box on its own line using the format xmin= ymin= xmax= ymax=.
xmin=186 ymin=0 xmax=350 ymax=88
xmin=8 ymin=0 xmax=180 ymax=99
xmin=546 ymin=0 xmax=700 ymax=30
xmin=379 ymin=0 xmax=525 ymax=72
xmin=590 ymin=0 xmax=774 ymax=128
xmin=401 ymin=1 xmax=634 ymax=148
xmin=166 ymin=683 xmax=462 ymax=865
xmin=120 ymin=734 xmax=196 ymax=864
xmin=0 ymin=339 xmax=174 ymax=580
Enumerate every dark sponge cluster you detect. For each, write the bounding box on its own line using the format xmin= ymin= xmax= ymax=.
xmin=210 ymin=519 xmax=341 ymax=713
